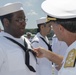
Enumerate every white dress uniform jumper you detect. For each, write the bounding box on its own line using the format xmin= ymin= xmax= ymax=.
xmin=0 ymin=31 xmax=36 ymax=75
xmin=31 ymin=32 xmax=52 ymax=75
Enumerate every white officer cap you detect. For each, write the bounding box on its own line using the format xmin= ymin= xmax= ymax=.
xmin=0 ymin=2 xmax=23 ymax=16
xmin=36 ymin=17 xmax=47 ymax=25
xmin=41 ymin=0 xmax=76 ymax=19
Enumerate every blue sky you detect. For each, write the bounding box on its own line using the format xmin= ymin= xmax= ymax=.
xmin=0 ymin=0 xmax=46 ymax=29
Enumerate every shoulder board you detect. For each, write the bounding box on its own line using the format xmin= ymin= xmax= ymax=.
xmin=64 ymin=48 xmax=76 ymax=68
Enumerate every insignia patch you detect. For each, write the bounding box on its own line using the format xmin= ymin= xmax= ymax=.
xmin=64 ymin=49 xmax=76 ymax=68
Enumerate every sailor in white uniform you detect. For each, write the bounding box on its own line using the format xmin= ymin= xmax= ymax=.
xmin=31 ymin=17 xmax=52 ymax=75
xmin=0 ymin=2 xmax=36 ymax=75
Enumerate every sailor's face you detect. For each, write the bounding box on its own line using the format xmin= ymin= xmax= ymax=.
xmin=9 ymin=10 xmax=26 ymax=38
xmin=44 ymin=22 xmax=51 ymax=35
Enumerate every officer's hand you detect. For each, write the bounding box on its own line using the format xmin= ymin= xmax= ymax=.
xmin=33 ymin=47 xmax=47 ymax=58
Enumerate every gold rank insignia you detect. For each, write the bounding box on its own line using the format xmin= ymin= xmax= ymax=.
xmin=64 ymin=49 xmax=76 ymax=68
xmin=47 ymin=17 xmax=56 ymax=22
xmin=46 ymin=15 xmax=57 ymax=22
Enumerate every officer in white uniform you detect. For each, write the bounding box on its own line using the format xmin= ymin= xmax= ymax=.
xmin=0 ymin=2 xmax=36 ymax=75
xmin=34 ymin=0 xmax=76 ymax=75
xmin=31 ymin=17 xmax=52 ymax=75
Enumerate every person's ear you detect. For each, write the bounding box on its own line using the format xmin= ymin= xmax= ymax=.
xmin=59 ymin=24 xmax=64 ymax=32
xmin=41 ymin=25 xmax=45 ymax=29
xmin=3 ymin=18 xmax=9 ymax=27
